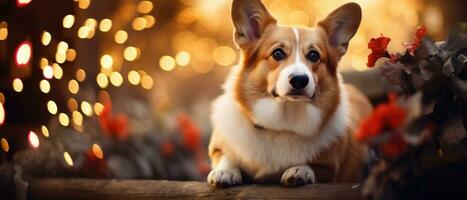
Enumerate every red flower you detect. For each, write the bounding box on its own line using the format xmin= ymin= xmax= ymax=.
xmin=99 ymin=102 xmax=129 ymax=140
xmin=402 ymin=26 xmax=427 ymax=55
xmin=177 ymin=113 xmax=201 ymax=151
xmin=367 ymin=35 xmax=391 ymax=67
xmin=356 ymin=93 xmax=407 ymax=142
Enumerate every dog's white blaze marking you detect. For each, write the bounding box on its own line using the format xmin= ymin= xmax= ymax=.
xmin=276 ymin=28 xmax=315 ymax=97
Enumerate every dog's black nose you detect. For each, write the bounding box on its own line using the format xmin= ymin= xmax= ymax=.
xmin=289 ymin=74 xmax=309 ymax=90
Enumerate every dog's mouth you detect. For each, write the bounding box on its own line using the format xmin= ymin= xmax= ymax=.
xmin=271 ymin=88 xmax=315 ymax=102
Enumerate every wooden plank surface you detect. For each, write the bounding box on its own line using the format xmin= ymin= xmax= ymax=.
xmin=28 ymin=179 xmax=364 ymax=200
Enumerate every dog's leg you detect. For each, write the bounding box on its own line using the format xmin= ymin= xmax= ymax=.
xmin=281 ymin=165 xmax=316 ymax=187
xmin=207 ymin=153 xmax=242 ymax=188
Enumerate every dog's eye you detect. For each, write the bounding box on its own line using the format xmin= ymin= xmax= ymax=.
xmin=271 ymin=48 xmax=286 ymax=61
xmin=306 ymin=50 xmax=320 ymax=62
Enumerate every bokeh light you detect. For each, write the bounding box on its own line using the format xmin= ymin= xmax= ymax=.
xmin=41 ymin=31 xmax=51 ymax=46
xmin=92 ymin=144 xmax=104 ymax=159
xmin=0 ymin=21 xmax=7 ymax=40
xmin=175 ymin=51 xmax=191 ymax=67
xmin=68 ymin=79 xmax=79 ymax=94
xmin=159 ymin=56 xmax=176 ymax=71
xmin=28 ymin=131 xmax=39 ymax=148
xmin=39 ymin=79 xmax=51 ymax=93
xmin=81 ymin=101 xmax=93 ymax=117
xmin=96 ymin=73 xmax=109 ymax=88
xmin=0 ymin=138 xmax=8 ymax=152
xmin=128 ymin=70 xmax=141 ymax=85
xmin=99 ymin=19 xmax=112 ymax=32
xmin=0 ymin=103 xmax=4 ymax=125
xmin=58 ymin=113 xmax=70 ymax=126
xmin=47 ymin=100 xmax=58 ymax=115
xmin=72 ymin=111 xmax=83 ymax=126
xmin=63 ymin=14 xmax=75 ymax=28
xmin=76 ymin=69 xmax=86 ymax=82
xmin=78 ymin=0 xmax=90 ymax=10
xmin=15 ymin=41 xmax=32 ymax=67
xmin=124 ymin=46 xmax=140 ymax=61
xmin=213 ymin=46 xmax=236 ymax=66
xmin=100 ymin=54 xmax=113 ymax=69
xmin=16 ymin=0 xmax=32 ymax=7
xmin=141 ymin=75 xmax=154 ymax=90
xmin=43 ymin=65 xmax=54 ymax=79
xmin=53 ymin=64 xmax=64 ymax=79
xmin=12 ymin=78 xmax=23 ymax=92
xmin=63 ymin=151 xmax=74 ymax=166
xmin=137 ymin=1 xmax=153 ymax=14
xmin=110 ymin=71 xmax=123 ymax=87
xmin=114 ymin=30 xmax=128 ymax=44
xmin=67 ymin=98 xmax=78 ymax=111
xmin=41 ymin=125 xmax=49 ymax=137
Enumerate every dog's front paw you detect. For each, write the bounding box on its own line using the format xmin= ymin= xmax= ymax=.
xmin=207 ymin=168 xmax=242 ymax=188
xmin=281 ymin=165 xmax=316 ymax=187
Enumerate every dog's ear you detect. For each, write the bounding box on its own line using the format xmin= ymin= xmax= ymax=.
xmin=231 ymin=0 xmax=276 ymax=49
xmin=318 ymin=3 xmax=361 ymax=57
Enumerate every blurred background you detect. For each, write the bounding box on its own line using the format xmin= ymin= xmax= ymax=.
xmin=0 ymin=0 xmax=465 ymax=184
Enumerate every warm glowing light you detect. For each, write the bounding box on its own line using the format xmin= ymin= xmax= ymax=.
xmin=63 ymin=151 xmax=74 ymax=166
xmin=43 ymin=65 xmax=53 ymax=79
xmin=110 ymin=71 xmax=123 ymax=87
xmin=94 ymin=103 xmax=104 ymax=116
xmin=114 ymin=30 xmax=128 ymax=44
xmin=100 ymin=54 xmax=113 ymax=69
xmin=128 ymin=70 xmax=141 ymax=85
xmin=58 ymin=113 xmax=70 ymax=126
xmin=0 ymin=21 xmax=7 ymax=40
xmin=0 ymin=103 xmax=4 ymax=125
xmin=141 ymin=75 xmax=154 ymax=90
xmin=288 ymin=10 xmax=310 ymax=26
xmin=72 ymin=111 xmax=83 ymax=126
xmin=55 ymin=52 xmax=66 ymax=64
xmin=0 ymin=93 xmax=4 ymax=104
xmin=213 ymin=46 xmax=236 ymax=66
xmin=53 ymin=64 xmax=64 ymax=79
xmin=99 ymin=19 xmax=112 ymax=32
xmin=12 ymin=78 xmax=23 ymax=92
xmin=28 ymin=131 xmax=40 ymax=148
xmin=41 ymin=31 xmax=51 ymax=46
xmin=57 ymin=41 xmax=68 ymax=53
xmin=124 ymin=46 xmax=140 ymax=61
xmin=47 ymin=100 xmax=58 ymax=115
xmin=68 ymin=79 xmax=79 ymax=94
xmin=39 ymin=58 xmax=48 ymax=69
xmin=66 ymin=49 xmax=77 ymax=61
xmin=143 ymin=15 xmax=155 ymax=29
xmin=41 ymin=125 xmax=49 ymax=137
xmin=132 ymin=17 xmax=147 ymax=31
xmin=63 ymin=14 xmax=75 ymax=28
xmin=76 ymin=69 xmax=86 ymax=82
xmin=78 ymin=26 xmax=91 ymax=39
xmin=159 ymin=56 xmax=176 ymax=71
xmin=81 ymin=101 xmax=93 ymax=117
xmin=67 ymin=98 xmax=78 ymax=111
xmin=15 ymin=41 xmax=32 ymax=66
xmin=78 ymin=0 xmax=90 ymax=9
xmin=84 ymin=18 xmax=97 ymax=28
xmin=92 ymin=144 xmax=104 ymax=159
xmin=39 ymin=79 xmax=51 ymax=94
xmin=137 ymin=1 xmax=153 ymax=14
xmin=16 ymin=0 xmax=32 ymax=7
xmin=175 ymin=51 xmax=191 ymax=66
xmin=96 ymin=73 xmax=109 ymax=88
xmin=1 ymin=138 xmax=8 ymax=152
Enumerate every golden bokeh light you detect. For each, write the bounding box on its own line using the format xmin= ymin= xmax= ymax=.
xmin=94 ymin=102 xmax=104 ymax=116
xmin=99 ymin=18 xmax=112 ymax=32
xmin=96 ymin=73 xmax=109 ymax=88
xmin=128 ymin=70 xmax=141 ymax=85
xmin=175 ymin=51 xmax=191 ymax=66
xmin=100 ymin=54 xmax=113 ymax=69
xmin=213 ymin=46 xmax=236 ymax=66
xmin=57 ymin=41 xmax=69 ymax=53
xmin=143 ymin=15 xmax=156 ymax=29
xmin=39 ymin=79 xmax=51 ymax=94
xmin=43 ymin=65 xmax=54 ymax=79
xmin=288 ymin=10 xmax=309 ymax=26
xmin=15 ymin=42 xmax=32 ymax=66
xmin=0 ymin=21 xmax=7 ymax=40
xmin=63 ymin=151 xmax=74 ymax=166
xmin=55 ymin=52 xmax=66 ymax=64
xmin=0 ymin=93 xmax=4 ymax=104
xmin=0 ymin=103 xmax=4 ymax=125
xmin=53 ymin=63 xmax=64 ymax=79
xmin=114 ymin=30 xmax=128 ymax=44
xmin=41 ymin=125 xmax=49 ymax=137
xmin=110 ymin=71 xmax=123 ymax=87
xmin=76 ymin=69 xmax=86 ymax=82
xmin=66 ymin=49 xmax=77 ymax=61
xmin=41 ymin=31 xmax=51 ymax=46
xmin=47 ymin=100 xmax=58 ymax=115
xmin=68 ymin=79 xmax=80 ymax=94
xmin=141 ymin=75 xmax=154 ymax=90
xmin=84 ymin=18 xmax=98 ymax=29
xmin=137 ymin=1 xmax=153 ymax=14
xmin=124 ymin=46 xmax=140 ymax=61
xmin=63 ymin=14 xmax=75 ymax=28
xmin=39 ymin=58 xmax=48 ymax=69
xmin=78 ymin=26 xmax=91 ymax=39
xmin=72 ymin=111 xmax=83 ymax=126
xmin=81 ymin=101 xmax=93 ymax=117
xmin=67 ymin=98 xmax=78 ymax=111
xmin=12 ymin=78 xmax=23 ymax=92
xmin=132 ymin=17 xmax=147 ymax=31
xmin=92 ymin=144 xmax=104 ymax=159
xmin=1 ymin=138 xmax=8 ymax=152
xmin=28 ymin=131 xmax=40 ymax=148
xmin=58 ymin=113 xmax=70 ymax=126
xmin=159 ymin=56 xmax=176 ymax=71
xmin=78 ymin=0 xmax=90 ymax=10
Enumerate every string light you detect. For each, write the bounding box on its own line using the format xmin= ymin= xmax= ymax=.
xmin=123 ymin=46 xmax=140 ymax=61
xmin=110 ymin=71 xmax=123 ymax=87
xmin=52 ymin=63 xmax=64 ymax=79
xmin=43 ymin=65 xmax=54 ymax=79
xmin=141 ymin=75 xmax=154 ymax=90
xmin=1 ymin=138 xmax=8 ymax=152
xmin=78 ymin=0 xmax=90 ymax=10
xmin=114 ymin=30 xmax=128 ymax=44
xmin=28 ymin=131 xmax=40 ymax=148
xmin=41 ymin=31 xmax=51 ymax=46
xmin=16 ymin=0 xmax=32 ymax=7
xmin=68 ymin=79 xmax=79 ymax=94
xmin=76 ymin=69 xmax=86 ymax=82
xmin=0 ymin=102 xmax=4 ymax=125
xmin=100 ymin=54 xmax=113 ymax=69
xmin=137 ymin=1 xmax=153 ymax=14
xmin=96 ymin=73 xmax=109 ymax=88
xmin=99 ymin=19 xmax=112 ymax=32
xmin=132 ymin=17 xmax=147 ymax=31
xmin=63 ymin=151 xmax=74 ymax=166
xmin=39 ymin=79 xmax=51 ymax=93
xmin=62 ymin=14 xmax=75 ymax=28
xmin=159 ymin=56 xmax=176 ymax=71
xmin=81 ymin=101 xmax=93 ymax=117
xmin=143 ymin=15 xmax=155 ymax=29
xmin=41 ymin=125 xmax=49 ymax=137
xmin=39 ymin=58 xmax=48 ymax=69
xmin=175 ymin=51 xmax=191 ymax=66
xmin=94 ymin=102 xmax=104 ymax=116
xmin=92 ymin=144 xmax=104 ymax=159
xmin=67 ymin=98 xmax=78 ymax=111
xmin=0 ymin=92 xmax=4 ymax=104
xmin=66 ymin=49 xmax=77 ymax=61
xmin=128 ymin=70 xmax=141 ymax=85
xmin=213 ymin=46 xmax=236 ymax=66
xmin=0 ymin=21 xmax=7 ymax=40
xmin=15 ymin=41 xmax=32 ymax=67
xmin=72 ymin=111 xmax=83 ymax=126
xmin=58 ymin=113 xmax=70 ymax=126
xmin=47 ymin=100 xmax=58 ymax=115
xmin=12 ymin=78 xmax=23 ymax=92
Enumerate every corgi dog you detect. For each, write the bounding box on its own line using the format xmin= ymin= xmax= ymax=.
xmin=208 ymin=0 xmax=372 ymax=187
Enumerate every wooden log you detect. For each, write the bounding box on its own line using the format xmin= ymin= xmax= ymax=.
xmin=28 ymin=179 xmax=364 ymax=200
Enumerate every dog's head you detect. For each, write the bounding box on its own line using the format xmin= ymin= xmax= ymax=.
xmin=230 ymin=0 xmax=361 ymax=134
